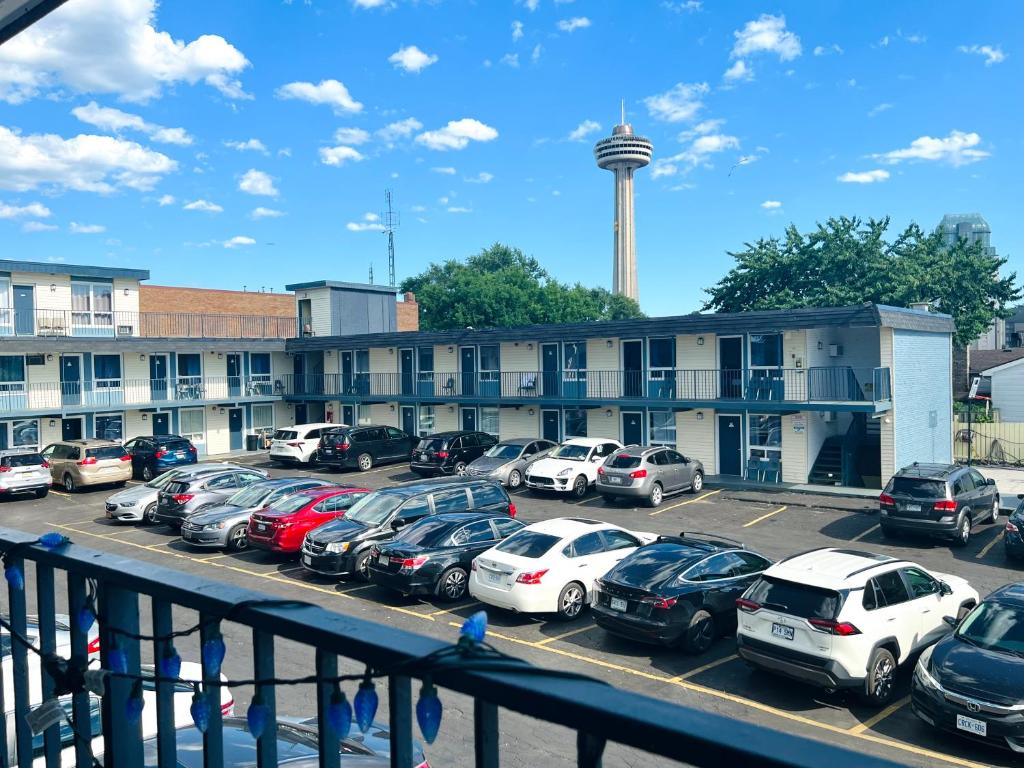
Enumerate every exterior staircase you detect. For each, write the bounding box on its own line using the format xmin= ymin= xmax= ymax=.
xmin=809 ymin=436 xmax=844 ymax=485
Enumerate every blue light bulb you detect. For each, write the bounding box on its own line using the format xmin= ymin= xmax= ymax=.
xmin=76 ymin=606 xmax=95 ymax=634
xmin=459 ymin=610 xmax=488 ymax=645
xmin=202 ymin=636 xmax=226 ymax=676
xmin=415 ymin=683 xmax=442 ymax=745
xmin=108 ymin=646 xmax=128 ymax=675
xmin=353 ymin=678 xmax=378 ymax=733
xmin=246 ymin=693 xmax=270 ymax=739
xmin=125 ymin=681 xmax=145 ymax=725
xmin=39 ymin=532 xmax=67 ymax=550
xmin=159 ymin=646 xmax=182 ymax=679
xmin=191 ymin=691 xmax=211 ymax=733
xmin=327 ymin=685 xmax=352 ymax=738
xmin=4 ymin=565 xmax=23 ymax=591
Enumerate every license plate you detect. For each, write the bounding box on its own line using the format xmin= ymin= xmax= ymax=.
xmin=175 ymin=452 xmax=185 ymax=459
xmin=257 ymin=524 xmax=267 ymax=532
xmin=956 ymin=714 xmax=987 ymax=737
xmin=303 ymin=555 xmax=312 ymax=566
xmin=605 ymin=476 xmax=622 ymax=485
xmin=610 ymin=597 xmax=627 ymax=612
xmin=486 ymin=571 xmax=501 ymax=584
xmin=771 ymin=623 xmax=795 ymax=641
xmin=903 ymin=503 xmax=922 ymax=512
xmin=419 ymin=453 xmax=428 ymax=462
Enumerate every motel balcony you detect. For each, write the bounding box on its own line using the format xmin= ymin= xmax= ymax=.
xmin=0 ymin=309 xmax=296 ymax=340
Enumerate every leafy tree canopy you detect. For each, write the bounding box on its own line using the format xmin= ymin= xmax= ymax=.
xmin=702 ymin=216 xmax=1020 ymax=347
xmin=400 ymin=243 xmax=644 ymax=331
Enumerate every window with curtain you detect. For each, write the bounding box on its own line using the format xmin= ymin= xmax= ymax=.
xmin=180 ymin=408 xmax=205 ymax=443
xmin=0 ymin=356 xmax=25 ymax=391
xmin=12 ymin=420 xmax=38 ymax=447
xmin=563 ymin=342 xmax=587 ymax=372
xmin=479 ymin=345 xmax=500 ymax=374
xmin=355 ymin=350 xmax=369 ymax=372
xmin=177 ymin=354 xmax=201 ymax=377
xmin=648 ymin=338 xmax=675 ymax=370
xmin=418 ymin=406 xmax=435 ymax=435
xmin=479 ymin=406 xmax=499 ymax=436
xmin=251 ymin=404 xmax=274 ymax=435
xmin=71 ymin=281 xmax=113 ymax=327
xmin=564 ymin=408 xmax=587 ymax=437
xmin=749 ymin=414 xmax=782 ymax=460
xmin=93 ymin=355 xmax=122 ymax=387
xmin=749 ymin=334 xmax=782 ymax=368
xmin=418 ymin=347 xmax=434 ymax=374
xmin=649 ymin=411 xmax=676 ymax=447
xmin=250 ymin=353 xmax=271 ymax=375
xmin=95 ymin=414 xmax=123 ymax=441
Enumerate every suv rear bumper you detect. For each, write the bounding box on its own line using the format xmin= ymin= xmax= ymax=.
xmin=880 ymin=512 xmax=958 ymax=536
xmin=736 ymin=634 xmax=860 ymax=689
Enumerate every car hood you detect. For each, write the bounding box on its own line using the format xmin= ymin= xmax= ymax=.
xmin=931 ymin=636 xmax=1024 ymax=706
xmin=930 ymin=572 xmax=974 ymax=596
xmin=186 ymin=505 xmax=250 ymax=526
xmin=309 ymin=518 xmax=379 ymax=544
xmin=107 ymin=484 xmax=159 ymax=504
xmin=528 ymin=457 xmax=586 ymax=475
xmin=468 ymin=457 xmax=514 ymax=472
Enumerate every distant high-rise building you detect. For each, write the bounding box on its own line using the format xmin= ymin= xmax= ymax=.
xmin=594 ymin=105 xmax=653 ymax=304
xmin=937 ymin=214 xmax=1003 ymax=350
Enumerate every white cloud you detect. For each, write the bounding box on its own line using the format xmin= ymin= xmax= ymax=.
xmin=650 ymin=133 xmax=740 ymax=177
xmin=333 ymin=128 xmax=371 ymax=146
xmin=523 ymin=0 xmax=539 ymax=9
xmin=512 ymin=21 xmax=524 ymax=41
xmin=275 ymin=79 xmax=363 ymax=114
xmin=388 ymin=45 xmax=438 ymax=73
xmin=376 ymin=118 xmax=423 ymax=144
xmin=0 ymin=125 xmax=175 ymax=192
xmin=760 ymin=200 xmax=782 ymax=209
xmin=500 ymin=53 xmax=520 ymax=67
xmin=643 ymin=82 xmax=709 ymax=123
xmin=447 ymin=206 xmax=472 ymax=214
xmin=531 ymin=44 xmax=542 ymax=63
xmin=346 ymin=212 xmax=385 ymax=232
xmin=224 ymin=138 xmax=268 ymax=153
xmin=251 ymin=206 xmax=284 ymax=219
xmin=352 ymin=0 xmax=392 ymax=7
xmin=238 ymin=169 xmax=278 ymax=196
xmin=183 ymin=199 xmax=223 ymax=213
xmin=837 ymin=169 xmax=890 ymax=183
xmin=677 ymin=118 xmax=725 ymax=142
xmin=410 ymin=204 xmax=427 ymax=212
xmin=568 ymin=119 xmax=601 ymax=141
xmin=70 ymin=222 xmax=105 ymax=234
xmin=877 ymin=35 xmax=890 ymax=48
xmin=664 ymin=1 xmax=703 ymax=11
xmin=813 ymin=44 xmax=843 ymax=56
xmin=0 ymin=0 xmax=250 ymax=104
xmin=870 ymin=130 xmax=989 ymax=167
xmin=957 ymin=44 xmax=1006 ymax=66
xmin=723 ymin=60 xmax=753 ymax=82
xmin=415 ymin=118 xmax=499 ymax=151
xmin=224 ymin=235 xmax=255 ymax=248
xmin=898 ymin=30 xmax=926 ymax=44
xmin=431 ymin=166 xmax=457 ymax=175
xmin=71 ymin=101 xmax=193 ymax=145
xmin=731 ymin=14 xmax=801 ymax=61
xmin=556 ymin=17 xmax=591 ymax=32
xmin=157 ymin=194 xmax=175 ymax=206
xmin=319 ymin=145 xmax=365 ymax=166
xmin=465 ymin=172 xmax=494 ymax=183
xmin=277 ymin=148 xmax=292 ymax=157
xmin=22 ymin=221 xmax=57 ymax=232
xmin=0 ymin=201 xmax=51 ymax=219
xmin=867 ymin=103 xmax=892 ymax=117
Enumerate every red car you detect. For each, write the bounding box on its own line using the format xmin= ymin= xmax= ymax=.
xmin=247 ymin=486 xmax=370 ymax=554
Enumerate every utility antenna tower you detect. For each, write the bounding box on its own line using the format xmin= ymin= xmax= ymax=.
xmin=368 ymin=264 xmax=374 ymax=285
xmin=381 ymin=189 xmax=400 ymax=287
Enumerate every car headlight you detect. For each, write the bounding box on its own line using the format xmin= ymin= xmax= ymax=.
xmin=204 ymin=522 xmax=226 ymax=530
xmin=326 ymin=542 xmax=350 ymax=554
xmin=120 ymin=501 xmax=136 ymax=508
xmin=914 ymin=646 xmax=939 ymax=691
xmin=557 ymin=468 xmax=573 ymax=477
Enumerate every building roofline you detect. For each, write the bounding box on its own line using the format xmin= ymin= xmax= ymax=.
xmin=980 ymin=357 xmax=1024 ymax=376
xmin=284 ymin=280 xmax=398 ymax=294
xmin=0 ymin=259 xmax=149 ymax=281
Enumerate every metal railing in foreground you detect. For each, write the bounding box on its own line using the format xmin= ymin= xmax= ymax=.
xmin=0 ymin=528 xmax=905 ymax=768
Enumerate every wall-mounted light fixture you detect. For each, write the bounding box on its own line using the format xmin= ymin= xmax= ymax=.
xmin=697 ymin=336 xmax=704 ymax=346
xmin=817 ymin=340 xmax=824 ymax=350
xmin=447 ymin=346 xmax=454 ymax=354
xmin=123 ymin=288 xmax=130 ymax=297
xmin=286 ymin=402 xmax=293 ymax=408
xmin=46 ymin=354 xmax=53 ymax=362
xmin=605 ymin=409 xmax=613 ymax=418
xmin=139 ymin=354 xmax=145 ymax=361
xmin=141 ymin=414 xmax=148 ymax=422
xmin=217 ymin=352 xmax=223 ymax=360
xmin=448 ymin=406 xmax=455 ymax=413
xmin=211 ymin=405 xmax=217 ymax=411
xmin=219 ymin=408 xmax=226 ymax=414
xmin=49 ymin=284 xmax=56 ymax=293
xmin=389 ymin=404 xmax=395 ymax=412
xmin=528 ymin=408 xmax=535 ymax=416
xmin=48 ymin=419 xmax=56 ymax=428
xmin=606 ymin=340 xmax=613 ymax=348
xmin=326 ymin=350 xmax=332 ymax=357
xmin=696 ymin=412 xmax=704 ymax=421
xmin=527 ymin=343 xmax=534 ymax=350
xmin=389 ymin=348 xmax=394 ymax=355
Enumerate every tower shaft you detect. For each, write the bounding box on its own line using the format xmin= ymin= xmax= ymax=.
xmin=612 ymin=166 xmax=638 ymax=301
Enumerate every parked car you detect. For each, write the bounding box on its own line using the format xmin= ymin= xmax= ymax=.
xmin=40 ymin=439 xmax=132 ymax=493
xmin=180 ymin=477 xmax=333 ymax=551
xmin=123 ymin=434 xmax=197 ymax=481
xmin=597 ymin=446 xmax=705 ymax=508
xmin=1005 ymin=497 xmax=1024 ymax=561
xmin=736 ymin=547 xmax=979 ymax=706
xmin=525 ymin=438 xmax=624 ymax=499
xmin=104 ymin=463 xmax=250 ymax=524
xmin=302 ymin=478 xmax=516 ymax=581
xmin=911 ymin=582 xmax=1024 ymax=751
xmin=465 ymin=438 xmax=558 ymax=490
xmin=879 ymin=463 xmax=1000 ymax=547
xmin=318 ymin=425 xmax=417 ymax=471
xmin=269 ymin=423 xmax=340 ymax=465
xmin=592 ymin=533 xmax=771 ymax=653
xmin=153 ymin=467 xmax=269 ymax=527
xmin=409 ymin=430 xmax=498 ymax=477
xmin=1 ymin=613 xmax=100 ymax=659
xmin=0 ymin=450 xmax=51 ymax=499
xmin=469 ymin=518 xmax=656 ymax=620
xmin=368 ymin=511 xmax=526 ymax=601
xmin=247 ymin=486 xmax=370 ymax=554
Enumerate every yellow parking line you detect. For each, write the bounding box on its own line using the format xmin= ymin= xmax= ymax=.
xmin=429 ymin=600 xmax=482 ymax=618
xmin=648 ymin=489 xmax=721 ymax=516
xmin=277 ymin=565 xmax=305 ymax=574
xmin=851 ymin=524 xmax=880 ymax=543
xmin=742 ymin=505 xmax=788 ymax=528
xmin=976 ymin=529 xmax=1005 ymax=559
xmin=572 ymin=495 xmax=598 ymax=506
xmin=197 ymin=553 xmax=231 ymax=562
xmin=337 ymin=584 xmax=376 ymax=594
xmin=49 ymin=490 xmax=71 ymax=498
xmin=849 ymin=696 xmax=910 ymax=735
xmin=671 ymin=653 xmax=739 ymax=681
xmin=536 ymin=623 xmax=596 ymax=646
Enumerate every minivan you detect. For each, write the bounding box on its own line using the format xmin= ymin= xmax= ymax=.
xmin=410 ymin=431 xmax=497 ymax=476
xmin=40 ymin=440 xmax=132 ymax=493
xmin=269 ymin=423 xmax=340 ymax=465
xmin=318 ymin=425 xmax=417 ymax=471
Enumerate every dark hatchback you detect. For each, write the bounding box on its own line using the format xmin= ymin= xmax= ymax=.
xmin=318 ymin=425 xmax=417 ymax=472
xmin=368 ymin=511 xmax=525 ymax=601
xmin=879 ymin=463 xmax=1000 ymax=547
xmin=123 ymin=434 xmax=197 ymax=481
xmin=1006 ymin=498 xmax=1024 ymax=561
xmin=912 ymin=582 xmax=1024 ymax=754
xmin=301 ymin=478 xmax=516 ymax=581
xmin=593 ymin=534 xmax=772 ymax=653
xmin=410 ymin=431 xmax=497 ymax=476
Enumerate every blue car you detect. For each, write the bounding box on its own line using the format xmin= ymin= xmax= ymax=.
xmin=123 ymin=435 xmax=198 ymax=481
xmin=1006 ymin=498 xmax=1024 ymax=561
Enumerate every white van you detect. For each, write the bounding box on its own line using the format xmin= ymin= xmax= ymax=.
xmin=268 ymin=423 xmax=343 ymax=464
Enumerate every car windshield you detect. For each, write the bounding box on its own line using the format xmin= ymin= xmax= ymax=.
xmin=745 ymin=576 xmax=842 ymax=620
xmin=889 ymin=477 xmax=947 ymax=499
xmin=267 ymin=493 xmax=316 ymax=514
xmin=227 ymin=483 xmax=274 ymax=508
xmin=344 ymin=493 xmax=403 ymax=527
xmin=956 ymin=601 xmax=1024 ymax=656
xmin=86 ymin=446 xmax=127 ymax=460
xmin=484 ymin=444 xmax=522 ymax=460
xmin=495 ymin=530 xmax=560 ymax=558
xmin=550 ymin=444 xmax=589 ymax=461
xmin=607 ymin=454 xmax=641 ymax=469
xmin=394 ymin=517 xmax=458 ymax=547
xmin=273 ymin=430 xmax=297 ymax=441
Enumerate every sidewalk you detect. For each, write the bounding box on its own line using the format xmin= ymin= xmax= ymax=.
xmin=973 ymin=466 xmax=1024 ymax=509
xmin=704 ymin=475 xmax=878 ymax=513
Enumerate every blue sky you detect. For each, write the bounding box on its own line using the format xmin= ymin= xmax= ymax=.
xmin=0 ymin=0 xmax=1020 ymax=317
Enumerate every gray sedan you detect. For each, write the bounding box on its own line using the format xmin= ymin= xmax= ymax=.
xmin=597 ymin=445 xmax=705 ymax=508
xmin=465 ymin=438 xmax=557 ymax=489
xmin=180 ymin=477 xmax=333 ymax=551
xmin=104 ymin=463 xmax=251 ymax=524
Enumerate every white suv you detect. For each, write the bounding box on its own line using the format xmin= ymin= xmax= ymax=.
xmin=524 ymin=438 xmax=623 ymax=499
xmin=735 ymin=548 xmax=978 ymax=707
xmin=268 ymin=423 xmax=341 ymax=464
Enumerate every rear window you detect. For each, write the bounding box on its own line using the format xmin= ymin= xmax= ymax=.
xmin=394 ymin=517 xmax=457 ymax=547
xmin=159 ymin=439 xmax=191 ymax=451
xmin=164 ymin=481 xmax=190 ymax=495
xmin=471 ymin=484 xmax=509 ymax=509
xmin=86 ymin=446 xmax=128 ymax=460
xmin=495 ymin=530 xmax=560 ymax=558
xmin=746 ymin=576 xmax=843 ymax=620
xmin=416 ymin=438 xmax=446 ymax=452
xmin=2 ymin=453 xmax=44 ymax=467
xmin=607 ymin=454 xmax=641 ymax=469
xmin=274 ymin=430 xmax=298 ymax=441
xmin=322 ymin=432 xmax=348 ymax=446
xmin=889 ymin=477 xmax=947 ymax=499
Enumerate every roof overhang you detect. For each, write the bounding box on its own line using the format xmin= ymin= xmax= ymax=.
xmin=0 ymin=0 xmax=68 ymax=45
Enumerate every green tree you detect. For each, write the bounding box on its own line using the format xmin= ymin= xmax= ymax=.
xmin=702 ymin=216 xmax=1019 ymax=347
xmin=400 ymin=243 xmax=644 ymax=330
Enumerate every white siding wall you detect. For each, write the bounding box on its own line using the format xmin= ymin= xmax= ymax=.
xmin=122 ymin=353 xmax=149 ymax=406
xmin=879 ymin=327 xmax=895 ymax=482
xmin=781 ymin=413 xmax=808 ymax=483
xmin=499 ymin=407 xmax=536 ymax=439
xmin=113 ymin=278 xmax=140 ymax=317
xmin=205 ymin=407 xmax=230 ymax=455
xmin=587 ymin=406 xmax=619 ymax=440
xmin=204 ymin=353 xmax=228 ymax=400
xmin=587 ymin=338 xmax=620 ymax=398
xmin=434 ymin=404 xmax=458 ymax=433
xmin=677 ymin=334 xmax=716 ymax=398
xmin=368 ymin=404 xmax=399 ymax=426
xmin=500 ymin=342 xmax=538 ymax=397
xmin=40 ymin=417 xmax=61 ymax=446
xmin=782 ymin=330 xmax=807 ymax=400
xmin=125 ymin=410 xmax=150 ymax=441
xmin=295 ymin=287 xmax=332 ymax=337
xmin=678 ymin=411 xmax=715 ymax=473
xmin=274 ymin=400 xmax=295 ymax=428
xmin=989 ymin=366 xmax=1024 ymax=421
xmin=16 ymin=273 xmax=71 ymax=313
xmin=368 ymin=347 xmax=394 ymax=397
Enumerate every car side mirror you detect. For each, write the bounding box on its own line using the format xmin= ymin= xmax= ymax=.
xmin=986 ymin=478 xmax=997 ymax=486
xmin=390 ymin=518 xmax=406 ymax=531
xmin=943 ymin=615 xmax=958 ymax=628
xmin=939 ymin=581 xmax=953 ymax=596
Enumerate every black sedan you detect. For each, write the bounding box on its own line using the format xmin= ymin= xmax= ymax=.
xmin=368 ymin=511 xmax=525 ymax=600
xmin=592 ymin=533 xmax=772 ymax=654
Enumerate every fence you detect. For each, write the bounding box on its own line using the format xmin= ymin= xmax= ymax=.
xmin=0 ymin=310 xmax=296 ymax=340
xmin=954 ymin=421 xmax=1024 ymax=466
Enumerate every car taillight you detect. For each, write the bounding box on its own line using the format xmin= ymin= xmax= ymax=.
xmin=87 ymin=637 xmax=100 ymax=654
xmin=507 ymin=502 xmax=517 ymax=518
xmin=119 ymin=454 xmax=131 ymax=462
xmin=0 ymin=466 xmax=9 ymax=473
xmin=736 ymin=598 xmax=761 ymax=613
xmin=40 ymin=462 xmax=48 ymax=469
xmin=287 ymin=441 xmax=303 ymax=447
xmin=934 ymin=500 xmax=957 ymax=512
xmin=1007 ymin=520 xmax=1020 ymax=533
xmin=394 ymin=555 xmax=429 ymax=569
xmin=172 ymin=494 xmax=194 ymax=504
xmin=154 ymin=449 xmax=168 ymax=459
xmin=471 ymin=559 xmax=478 ymax=571
xmin=648 ymin=597 xmax=677 ymax=610
xmin=436 ymin=451 xmax=449 ymax=459
xmin=808 ymin=618 xmax=860 ymax=636
xmin=629 ymin=469 xmax=647 ymax=479
xmin=516 ymin=569 xmax=548 ymax=585
xmin=878 ymin=493 xmax=895 ymax=505
xmin=221 ymin=700 xmax=233 ymax=716
xmin=338 ymin=442 xmax=350 ymax=451
xmin=189 ymin=446 xmax=197 ymax=453
xmin=597 ymin=466 xmax=605 ymax=475
xmin=77 ymin=457 xmax=97 ymax=466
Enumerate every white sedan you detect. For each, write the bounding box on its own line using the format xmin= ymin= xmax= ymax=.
xmin=469 ymin=518 xmax=656 ymax=620
xmin=524 ymin=438 xmax=623 ymax=499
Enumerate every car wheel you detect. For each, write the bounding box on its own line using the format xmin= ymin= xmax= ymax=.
xmin=63 ymin=474 xmax=75 ymax=493
xmin=453 ymin=461 xmax=468 ymax=476
xmin=144 ymin=503 xmax=158 ymax=525
xmin=35 ymin=488 xmax=48 ymax=499
xmin=859 ymin=647 xmax=897 ymax=707
xmin=354 ymin=550 xmax=372 ymax=582
xmin=646 ymin=483 xmax=664 ymax=508
xmin=571 ymin=475 xmax=588 ymax=499
xmin=357 ymin=453 xmax=373 ymax=472
xmin=952 ymin=513 xmax=972 ymax=548
xmin=879 ymin=524 xmax=896 ymax=540
xmin=690 ymin=471 xmax=704 ymax=493
xmin=141 ymin=465 xmax=154 ymax=482
xmin=437 ymin=566 xmax=469 ymax=601
xmin=507 ymin=469 xmax=523 ymax=490
xmin=989 ymin=497 xmax=1000 ymax=524
xmin=681 ymin=609 xmax=716 ymax=654
xmin=227 ymin=524 xmax=248 ymax=552
xmin=556 ymin=582 xmax=587 ymax=621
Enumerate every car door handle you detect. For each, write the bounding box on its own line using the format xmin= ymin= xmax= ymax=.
xmin=887 ymin=617 xmax=896 ymax=622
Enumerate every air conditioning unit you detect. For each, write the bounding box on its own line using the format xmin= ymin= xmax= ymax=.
xmin=828 ymin=344 xmax=843 ymax=358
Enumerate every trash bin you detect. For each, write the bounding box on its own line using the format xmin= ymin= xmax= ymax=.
xmin=245 ymin=434 xmax=260 ymax=452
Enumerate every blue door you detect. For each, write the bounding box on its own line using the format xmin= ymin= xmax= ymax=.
xmin=150 ymin=355 xmax=168 ymax=401
xmin=399 ymin=349 xmax=415 ymax=396
xmin=229 ymin=408 xmax=243 ymax=451
xmin=61 ymin=356 xmax=82 ymax=406
xmin=460 ymin=347 xmax=476 ymax=396
xmin=401 ymin=406 xmax=416 ymax=436
xmin=13 ymin=285 xmax=34 ymax=336
xmin=718 ymin=415 xmax=742 ymax=476
xmin=61 ymin=417 xmax=83 ymax=441
xmin=342 ymin=405 xmax=355 ymax=427
xmin=622 ymin=412 xmax=643 ymax=446
xmin=461 ymin=408 xmax=477 ymax=431
xmin=542 ymin=410 xmax=559 ymax=442
xmin=227 ymin=354 xmax=242 ymax=397
xmin=341 ymin=352 xmax=354 ymax=394
xmin=152 ymin=413 xmax=169 ymax=436
xmin=541 ymin=344 xmax=560 ymax=397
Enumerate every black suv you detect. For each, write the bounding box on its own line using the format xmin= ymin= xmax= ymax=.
xmin=317 ymin=425 xmax=417 ymax=472
xmin=880 ymin=463 xmax=1000 ymax=546
xmin=410 ymin=431 xmax=497 ymax=476
xmin=300 ymin=477 xmax=516 ymax=580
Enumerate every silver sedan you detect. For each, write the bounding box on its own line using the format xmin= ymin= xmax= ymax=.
xmin=103 ymin=463 xmax=250 ymax=524
xmin=465 ymin=438 xmax=557 ymax=490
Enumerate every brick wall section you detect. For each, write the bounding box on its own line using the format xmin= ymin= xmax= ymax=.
xmin=397 ymin=291 xmax=420 ymax=332
xmin=141 ymin=285 xmax=295 ymax=317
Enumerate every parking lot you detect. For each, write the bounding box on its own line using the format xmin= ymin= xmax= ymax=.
xmin=4 ymin=456 xmax=1021 ymax=768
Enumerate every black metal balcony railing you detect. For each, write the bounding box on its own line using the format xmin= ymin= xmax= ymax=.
xmin=0 ymin=528 xmax=902 ymax=768
xmin=280 ymin=367 xmax=892 ymax=405
xmin=0 ymin=309 xmax=296 ymax=340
